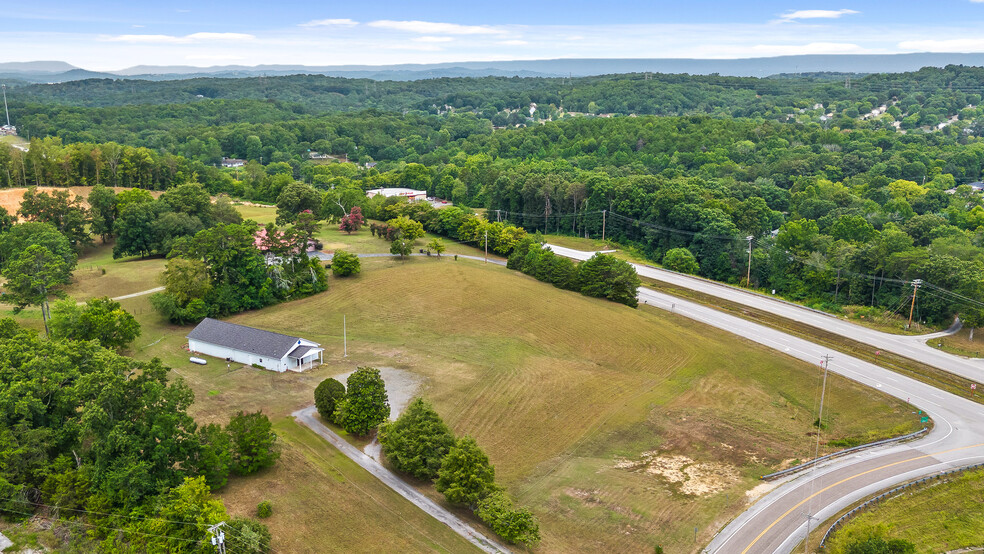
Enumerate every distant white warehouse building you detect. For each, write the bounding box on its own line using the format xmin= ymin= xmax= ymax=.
xmin=365 ymin=187 xmax=428 ymax=202
xmin=187 ymin=318 xmax=323 ymax=372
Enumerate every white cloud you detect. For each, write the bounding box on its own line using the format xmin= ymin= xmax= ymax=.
xmin=898 ymin=37 xmax=984 ymax=51
xmin=498 ymin=40 xmax=528 ymax=46
xmin=101 ymin=32 xmax=254 ymax=44
xmin=368 ymin=20 xmax=507 ymax=35
xmin=299 ymin=18 xmax=358 ymax=27
xmin=412 ymin=36 xmax=454 ymax=43
xmin=777 ymin=9 xmax=860 ymax=22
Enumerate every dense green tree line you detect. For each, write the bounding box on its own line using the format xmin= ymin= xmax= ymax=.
xmin=0 ymin=320 xmax=276 ymax=552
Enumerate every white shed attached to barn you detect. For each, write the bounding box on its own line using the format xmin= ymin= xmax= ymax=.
xmin=186 ymin=318 xmax=323 ymax=372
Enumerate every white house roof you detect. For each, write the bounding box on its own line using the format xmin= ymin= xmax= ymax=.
xmin=367 ymin=187 xmax=427 ymax=197
xmin=187 ymin=318 xmax=317 ymax=359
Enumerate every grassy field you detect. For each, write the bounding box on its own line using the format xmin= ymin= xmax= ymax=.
xmin=927 ymin=327 xmax=984 ymax=358
xmin=819 ymin=469 xmax=984 ymax=553
xmin=69 ymin=255 xmax=915 ymax=553
xmin=65 ymin=242 xmax=167 ymax=300
xmin=239 ymin=203 xmax=504 ymax=259
xmin=0 ymin=212 xmax=923 ymax=552
xmin=645 ymin=279 xmax=984 ymax=407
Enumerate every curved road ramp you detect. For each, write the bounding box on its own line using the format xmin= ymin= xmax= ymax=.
xmin=544 ymin=245 xmax=984 ymax=553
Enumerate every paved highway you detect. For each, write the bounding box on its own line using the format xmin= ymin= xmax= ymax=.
xmin=545 ymin=245 xmax=984 ymax=552
xmin=546 ymin=244 xmax=984 ymax=382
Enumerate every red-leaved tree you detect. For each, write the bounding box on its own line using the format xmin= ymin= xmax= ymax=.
xmin=338 ymin=206 xmax=365 ymax=234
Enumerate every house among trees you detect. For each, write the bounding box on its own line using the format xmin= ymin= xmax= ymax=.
xmin=221 ymin=157 xmax=246 ymax=168
xmin=187 ymin=318 xmax=323 ymax=372
xmin=366 ymin=187 xmax=428 ymax=201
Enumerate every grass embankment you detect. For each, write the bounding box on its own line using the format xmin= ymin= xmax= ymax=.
xmin=0 ymin=206 xmax=921 ymax=552
xmin=645 ymin=279 xmax=984 ymax=407
xmin=91 ymin=256 xmax=916 ymax=553
xmin=816 ymin=469 xmax=984 ymax=553
xmin=927 ymin=327 xmax=984 ymax=358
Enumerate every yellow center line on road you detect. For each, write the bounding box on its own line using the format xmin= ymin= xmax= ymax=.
xmin=740 ymin=442 xmax=984 ymax=554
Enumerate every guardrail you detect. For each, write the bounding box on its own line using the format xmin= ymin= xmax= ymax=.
xmin=760 ymin=427 xmax=929 ymax=481
xmin=818 ymin=461 xmax=984 ymax=550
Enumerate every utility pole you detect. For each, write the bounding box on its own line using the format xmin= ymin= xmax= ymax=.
xmin=908 ymin=279 xmax=923 ymax=329
xmin=803 ymin=512 xmax=820 ymax=553
xmin=602 ymin=209 xmax=607 ymax=242
xmin=484 ymin=228 xmax=488 ymax=264
xmin=745 ymin=235 xmax=754 ymax=286
xmin=207 ymin=522 xmax=227 ymax=554
xmin=343 ymin=314 xmax=347 ymax=357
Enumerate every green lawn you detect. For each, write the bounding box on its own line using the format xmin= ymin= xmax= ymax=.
xmin=239 ymin=203 xmax=504 ymax=260
xmin=0 ymin=225 xmax=922 ymax=552
xmin=821 ymin=469 xmax=984 ymax=554
xmin=99 ymin=257 xmax=918 ymax=553
xmin=926 ymin=327 xmax=984 ymax=358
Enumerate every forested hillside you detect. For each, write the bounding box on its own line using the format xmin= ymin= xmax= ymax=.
xmin=10 ymin=65 xmax=984 ymax=145
xmin=3 ymin=66 xmax=984 ymax=329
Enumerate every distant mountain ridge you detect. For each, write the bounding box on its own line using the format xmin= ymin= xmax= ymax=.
xmin=5 ymin=53 xmax=984 ymax=83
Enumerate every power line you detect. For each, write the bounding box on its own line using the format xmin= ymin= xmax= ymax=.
xmin=3 ymin=498 xmax=212 ymax=529
xmin=0 ymin=506 xmax=208 ymax=546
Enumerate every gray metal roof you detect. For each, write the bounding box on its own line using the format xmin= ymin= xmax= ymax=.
xmin=287 ymin=344 xmax=316 ymax=359
xmin=187 ymin=318 xmax=313 ymax=359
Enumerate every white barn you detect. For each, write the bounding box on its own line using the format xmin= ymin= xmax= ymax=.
xmin=187 ymin=318 xmax=323 ymax=372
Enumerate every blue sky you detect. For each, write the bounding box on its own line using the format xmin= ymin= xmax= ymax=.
xmin=6 ymin=1 xmax=984 ymax=69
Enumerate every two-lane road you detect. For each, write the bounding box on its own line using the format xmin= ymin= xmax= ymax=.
xmin=547 ymin=244 xmax=984 ymax=382
xmin=637 ymin=287 xmax=984 ymax=553
xmin=544 ymin=245 xmax=984 ymax=552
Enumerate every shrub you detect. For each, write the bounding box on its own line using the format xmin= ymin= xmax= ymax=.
xmin=227 ymin=411 xmax=280 ymax=475
xmin=334 ymin=367 xmax=390 ymax=436
xmin=314 ymin=378 xmax=345 ymax=423
xmin=844 ymin=536 xmax=915 ymax=554
xmin=662 ymin=247 xmax=700 ymax=274
xmin=577 ymin=253 xmax=641 ymax=308
xmin=225 ymin=517 xmax=272 ymax=553
xmin=256 ymin=500 xmax=273 ymax=518
xmin=330 ymin=250 xmax=361 ymax=277
xmin=379 ymin=398 xmax=455 ymax=480
xmin=476 ymin=491 xmax=541 ymax=547
xmin=194 ymin=423 xmax=232 ymax=490
xmin=435 ymin=436 xmax=497 ymax=506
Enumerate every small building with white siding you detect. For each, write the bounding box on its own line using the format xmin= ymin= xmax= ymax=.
xmin=365 ymin=187 xmax=428 ymax=201
xmin=187 ymin=318 xmax=323 ymax=372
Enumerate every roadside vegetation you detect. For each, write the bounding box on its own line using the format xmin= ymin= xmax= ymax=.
xmin=821 ymin=469 xmax=984 ymax=553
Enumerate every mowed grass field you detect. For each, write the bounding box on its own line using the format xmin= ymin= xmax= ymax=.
xmin=239 ymin=202 xmax=504 ymax=259
xmin=821 ymin=468 xmax=984 ymax=553
xmin=1 ymin=202 xmax=921 ymax=552
xmin=105 ymin=255 xmax=919 ymax=553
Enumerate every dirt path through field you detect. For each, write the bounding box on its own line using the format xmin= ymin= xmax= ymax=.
xmin=330 ymin=367 xmax=422 ymax=461
xmin=293 ymin=406 xmax=509 ymax=554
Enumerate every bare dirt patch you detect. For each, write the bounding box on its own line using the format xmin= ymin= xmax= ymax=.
xmin=0 ymin=186 xmax=163 ymax=217
xmin=614 ymin=451 xmax=741 ymax=496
